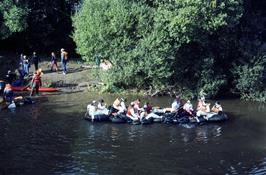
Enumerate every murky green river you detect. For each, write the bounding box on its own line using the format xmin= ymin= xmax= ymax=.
xmin=0 ymin=91 xmax=266 ymax=174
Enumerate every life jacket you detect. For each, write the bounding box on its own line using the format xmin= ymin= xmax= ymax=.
xmin=33 ymin=74 xmax=41 ymax=85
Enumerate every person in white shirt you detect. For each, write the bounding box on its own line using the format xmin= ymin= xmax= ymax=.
xmin=171 ymin=96 xmax=181 ymax=112
xmin=96 ymin=99 xmax=108 ymax=115
xmin=87 ymin=100 xmax=97 ymax=121
xmin=183 ymin=100 xmax=194 ymax=116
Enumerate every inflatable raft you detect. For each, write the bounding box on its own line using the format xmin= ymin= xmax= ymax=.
xmin=83 ymin=108 xmax=228 ymax=126
xmin=84 ymin=112 xmax=110 ymax=122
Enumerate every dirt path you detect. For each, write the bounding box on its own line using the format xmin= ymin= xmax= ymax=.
xmin=36 ymin=61 xmax=102 ymax=92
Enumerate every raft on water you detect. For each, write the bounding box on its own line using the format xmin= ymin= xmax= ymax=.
xmin=83 ymin=108 xmax=228 ymax=126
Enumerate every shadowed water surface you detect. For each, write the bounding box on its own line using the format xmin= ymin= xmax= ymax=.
xmin=0 ymin=93 xmax=265 ymax=174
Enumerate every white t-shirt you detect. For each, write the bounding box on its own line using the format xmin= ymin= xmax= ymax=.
xmin=97 ymin=103 xmax=106 ymax=110
xmin=171 ymin=100 xmax=180 ymax=112
xmin=118 ymin=101 xmax=126 ymax=113
xmin=87 ymin=104 xmax=96 ymax=116
xmin=183 ymin=103 xmax=193 ymax=112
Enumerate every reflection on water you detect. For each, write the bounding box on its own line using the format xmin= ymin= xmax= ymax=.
xmin=0 ymin=92 xmax=266 ymax=174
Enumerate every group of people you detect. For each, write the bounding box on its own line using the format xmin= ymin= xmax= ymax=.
xmin=0 ymin=48 xmax=69 ymax=107
xmin=87 ymin=97 xmax=163 ymax=122
xmin=18 ymin=48 xmax=68 ymax=75
xmin=17 ymin=52 xmax=39 ymax=80
xmin=86 ymin=95 xmax=223 ymax=123
xmin=170 ymin=96 xmax=223 ymax=121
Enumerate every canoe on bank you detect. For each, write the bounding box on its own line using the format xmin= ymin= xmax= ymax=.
xmin=12 ymin=86 xmax=59 ymax=92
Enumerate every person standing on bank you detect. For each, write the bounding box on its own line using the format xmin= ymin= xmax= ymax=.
xmin=23 ymin=55 xmax=30 ymax=75
xmin=32 ymin=52 xmax=40 ymax=71
xmin=50 ymin=52 xmax=58 ymax=71
xmin=60 ymin=48 xmax=68 ymax=75
xmin=30 ymin=69 xmax=42 ymax=96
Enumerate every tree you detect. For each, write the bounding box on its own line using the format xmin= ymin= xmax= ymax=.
xmin=0 ymin=0 xmax=80 ymax=52
xmin=73 ymin=0 xmax=243 ymax=96
xmin=0 ymin=0 xmax=28 ymax=39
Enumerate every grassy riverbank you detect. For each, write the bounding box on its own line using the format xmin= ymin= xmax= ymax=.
xmin=0 ymin=52 xmax=105 ymax=93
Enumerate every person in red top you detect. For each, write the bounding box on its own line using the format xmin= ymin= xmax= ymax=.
xmin=30 ymin=69 xmax=42 ymax=96
xmin=126 ymin=102 xmax=139 ymax=121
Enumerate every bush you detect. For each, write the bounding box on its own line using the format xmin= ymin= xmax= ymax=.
xmin=232 ymin=55 xmax=266 ymax=101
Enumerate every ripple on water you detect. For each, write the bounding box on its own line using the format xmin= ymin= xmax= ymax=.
xmin=249 ymin=158 xmax=266 ymax=175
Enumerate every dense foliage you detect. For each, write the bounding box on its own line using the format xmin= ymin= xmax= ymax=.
xmin=72 ymin=0 xmax=248 ymax=99
xmin=232 ymin=55 xmax=266 ymax=102
xmin=0 ymin=0 xmax=79 ymax=53
xmin=0 ymin=0 xmax=28 ymax=39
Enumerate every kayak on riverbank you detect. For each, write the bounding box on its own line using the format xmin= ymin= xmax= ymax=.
xmin=12 ymin=86 xmax=59 ymax=92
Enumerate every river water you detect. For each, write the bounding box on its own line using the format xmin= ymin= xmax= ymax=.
xmin=0 ymin=92 xmax=266 ymax=175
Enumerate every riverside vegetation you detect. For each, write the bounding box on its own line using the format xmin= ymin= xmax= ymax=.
xmin=1 ymin=0 xmax=266 ymax=101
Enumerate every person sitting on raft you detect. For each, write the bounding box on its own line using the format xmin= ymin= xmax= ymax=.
xmin=3 ymin=83 xmax=14 ymax=104
xmin=132 ymin=98 xmax=145 ymax=116
xmin=133 ymin=98 xmax=142 ymax=111
xmin=98 ymin=99 xmax=106 ymax=110
xmin=211 ymin=101 xmax=223 ymax=114
xmin=183 ymin=100 xmax=194 ymax=116
xmin=96 ymin=99 xmax=109 ymax=115
xmin=30 ymin=69 xmax=42 ymax=96
xmin=196 ymin=96 xmax=210 ymax=117
xmin=112 ymin=97 xmax=127 ymax=114
xmin=126 ymin=102 xmax=140 ymax=121
xmin=87 ymin=100 xmax=97 ymax=121
xmin=140 ymin=102 xmax=162 ymax=121
xmin=171 ymin=96 xmax=181 ymax=113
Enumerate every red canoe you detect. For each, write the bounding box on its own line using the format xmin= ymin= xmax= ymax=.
xmin=12 ymin=86 xmax=59 ymax=92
